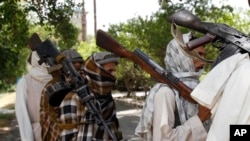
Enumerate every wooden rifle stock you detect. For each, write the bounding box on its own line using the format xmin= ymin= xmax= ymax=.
xmin=96 ymin=29 xmax=196 ymax=104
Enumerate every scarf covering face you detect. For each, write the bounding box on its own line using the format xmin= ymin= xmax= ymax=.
xmin=165 ymin=32 xmax=201 ymax=124
xmin=83 ymin=52 xmax=118 ymax=95
xmin=164 ymin=32 xmax=202 ymax=88
xmin=83 ymin=52 xmax=121 ymax=140
xmin=165 ymin=32 xmax=211 ymax=130
xmin=28 ymin=51 xmax=52 ymax=83
xmin=135 ymin=33 xmax=210 ymax=139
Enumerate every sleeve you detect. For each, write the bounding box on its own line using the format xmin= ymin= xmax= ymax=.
xmin=15 ymin=77 xmax=34 ymax=141
xmin=191 ymin=53 xmax=249 ymax=109
xmin=153 ymin=86 xmax=207 ymax=141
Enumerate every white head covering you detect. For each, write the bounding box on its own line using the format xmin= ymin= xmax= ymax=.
xmin=135 ymin=33 xmax=210 ymax=139
xmin=28 ymin=51 xmax=52 ymax=83
xmin=165 ymin=32 xmax=203 ymax=89
xmin=165 ymin=33 xmax=211 ymax=129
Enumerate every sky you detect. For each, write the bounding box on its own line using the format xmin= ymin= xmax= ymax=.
xmin=84 ymin=0 xmax=160 ymax=35
xmin=84 ymin=0 xmax=249 ymax=35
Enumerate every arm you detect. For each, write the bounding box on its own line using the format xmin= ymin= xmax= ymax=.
xmin=153 ymin=86 xmax=207 ymax=141
xmin=15 ymin=77 xmax=34 ymax=141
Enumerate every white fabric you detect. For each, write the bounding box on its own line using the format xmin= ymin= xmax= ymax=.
xmin=135 ymin=84 xmax=207 ymax=141
xmin=15 ymin=51 xmax=52 ymax=141
xmin=191 ymin=53 xmax=250 ymax=141
xmin=135 ymin=33 xmax=209 ymax=141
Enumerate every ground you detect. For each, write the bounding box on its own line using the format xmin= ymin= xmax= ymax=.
xmin=0 ymin=92 xmax=20 ymax=141
xmin=0 ymin=91 xmax=146 ymax=141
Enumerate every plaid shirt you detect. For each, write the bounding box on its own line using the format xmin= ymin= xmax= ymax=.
xmin=58 ymin=91 xmax=119 ymax=141
xmin=40 ymin=82 xmax=62 ymax=141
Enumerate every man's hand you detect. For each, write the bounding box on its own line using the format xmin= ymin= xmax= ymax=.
xmin=198 ymin=104 xmax=211 ymax=122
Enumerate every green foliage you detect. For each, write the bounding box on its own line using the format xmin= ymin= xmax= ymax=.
xmin=0 ymin=0 xmax=82 ymax=91
xmin=0 ymin=0 xmax=30 ymax=90
xmin=107 ymin=12 xmax=170 ymax=93
xmin=78 ymin=37 xmax=102 ymax=60
xmin=105 ymin=0 xmax=250 ymax=92
xmin=55 ymin=21 xmax=79 ymax=49
xmin=108 ymin=12 xmax=172 ymax=67
xmin=0 ymin=113 xmax=15 ymax=120
xmin=24 ymin=0 xmax=81 ymax=48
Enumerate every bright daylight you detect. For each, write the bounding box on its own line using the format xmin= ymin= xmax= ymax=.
xmin=0 ymin=0 xmax=250 ymax=141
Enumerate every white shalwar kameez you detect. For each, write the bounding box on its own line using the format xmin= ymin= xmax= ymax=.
xmin=15 ymin=51 xmax=52 ymax=141
xmin=191 ymin=53 xmax=250 ymax=141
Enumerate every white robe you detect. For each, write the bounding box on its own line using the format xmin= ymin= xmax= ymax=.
xmin=135 ymin=84 xmax=207 ymax=141
xmin=15 ymin=51 xmax=52 ymax=141
xmin=191 ymin=53 xmax=250 ymax=141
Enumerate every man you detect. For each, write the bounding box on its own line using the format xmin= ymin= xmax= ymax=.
xmin=135 ymin=32 xmax=211 ymax=141
xmin=191 ymin=51 xmax=250 ymax=141
xmin=58 ymin=52 xmax=122 ymax=141
xmin=61 ymin=49 xmax=85 ymax=78
xmin=15 ymin=50 xmax=52 ymax=141
xmin=40 ymin=49 xmax=85 ymax=141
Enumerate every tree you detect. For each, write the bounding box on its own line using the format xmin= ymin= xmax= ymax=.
xmin=0 ymin=0 xmax=30 ymax=90
xmin=0 ymin=0 xmax=83 ymax=91
xmin=24 ymin=0 xmax=81 ymax=48
xmin=106 ymin=0 xmax=250 ymax=96
xmin=107 ymin=13 xmax=170 ymax=96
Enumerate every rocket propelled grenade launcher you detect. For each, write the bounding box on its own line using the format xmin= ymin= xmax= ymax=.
xmin=32 ymin=33 xmax=119 ymax=141
xmin=167 ymin=9 xmax=250 ymax=67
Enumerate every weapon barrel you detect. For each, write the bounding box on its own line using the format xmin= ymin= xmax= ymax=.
xmin=96 ymin=30 xmax=196 ymax=104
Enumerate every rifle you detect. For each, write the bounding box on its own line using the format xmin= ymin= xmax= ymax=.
xmin=167 ymin=9 xmax=250 ymax=68
xmin=96 ymin=29 xmax=196 ymax=104
xmin=33 ymin=34 xmax=119 ymax=141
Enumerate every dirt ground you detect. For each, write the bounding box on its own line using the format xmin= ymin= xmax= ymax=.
xmin=0 ymin=92 xmax=20 ymax=141
xmin=0 ymin=92 xmax=145 ymax=141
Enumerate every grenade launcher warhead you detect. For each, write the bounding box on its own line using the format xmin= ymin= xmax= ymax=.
xmin=167 ymin=9 xmax=250 ymax=68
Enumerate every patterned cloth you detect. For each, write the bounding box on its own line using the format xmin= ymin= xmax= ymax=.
xmin=59 ymin=91 xmax=119 ymax=141
xmin=165 ymin=32 xmax=203 ymax=124
xmin=84 ymin=53 xmax=118 ymax=95
xmin=135 ymin=32 xmax=211 ymax=140
xmin=40 ymin=82 xmax=63 ymax=141
xmin=58 ymin=52 xmax=122 ymax=141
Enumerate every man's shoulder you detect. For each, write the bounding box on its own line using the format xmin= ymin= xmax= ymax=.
xmin=152 ymin=83 xmax=176 ymax=96
xmin=152 ymin=83 xmax=172 ymax=90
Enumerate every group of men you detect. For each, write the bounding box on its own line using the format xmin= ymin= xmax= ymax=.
xmin=15 ymin=37 xmax=122 ymax=141
xmin=15 ymin=29 xmax=250 ymax=141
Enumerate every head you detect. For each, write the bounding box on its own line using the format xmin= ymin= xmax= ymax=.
xmin=61 ymin=49 xmax=84 ymax=72
xmin=164 ymin=32 xmax=206 ymax=88
xmin=192 ymin=45 xmax=206 ymax=72
xmin=94 ymin=52 xmax=119 ymax=77
xmin=165 ymin=32 xmax=206 ymax=74
xmin=83 ymin=52 xmax=119 ymax=95
xmin=26 ymin=51 xmax=49 ymax=73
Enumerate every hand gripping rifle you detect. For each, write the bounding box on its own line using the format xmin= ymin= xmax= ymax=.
xmin=32 ymin=33 xmax=119 ymax=141
xmin=96 ymin=29 xmax=196 ymax=104
xmin=168 ymin=9 xmax=250 ymax=68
